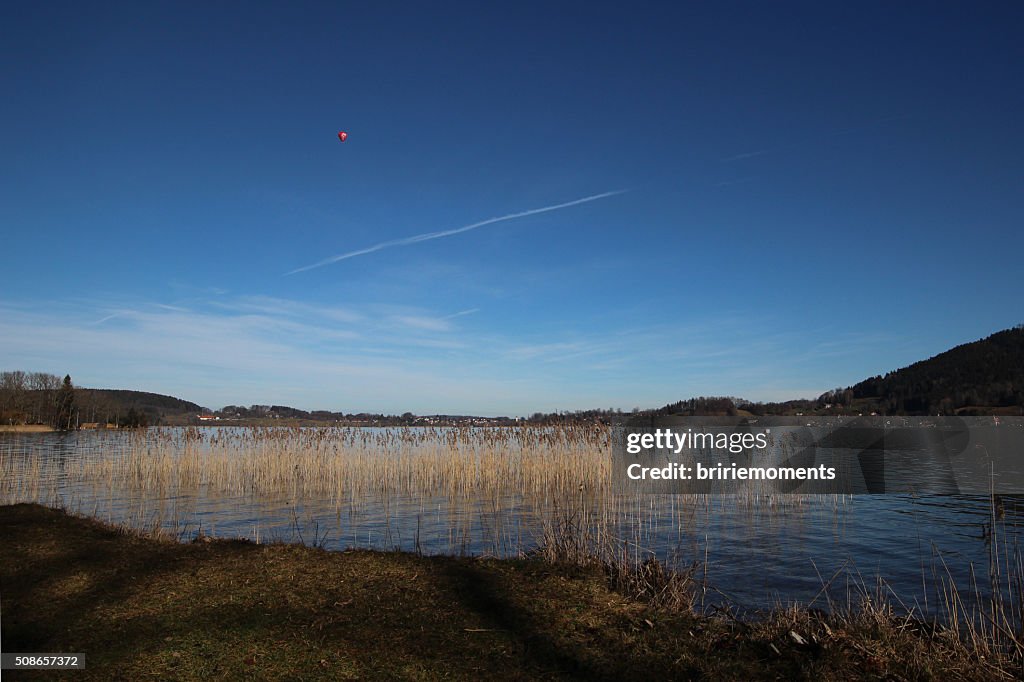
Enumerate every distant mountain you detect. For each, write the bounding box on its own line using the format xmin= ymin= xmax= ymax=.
xmin=846 ymin=325 xmax=1024 ymax=415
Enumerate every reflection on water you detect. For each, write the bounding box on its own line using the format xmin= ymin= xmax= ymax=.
xmin=1 ymin=427 xmax=1020 ymax=619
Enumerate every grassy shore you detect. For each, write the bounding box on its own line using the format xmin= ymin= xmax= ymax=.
xmin=0 ymin=425 xmax=55 ymax=433
xmin=1 ymin=504 xmax=1016 ymax=681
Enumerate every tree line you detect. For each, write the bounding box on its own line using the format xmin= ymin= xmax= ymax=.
xmin=0 ymin=371 xmax=155 ymax=429
xmin=1 ymin=371 xmax=77 ymax=429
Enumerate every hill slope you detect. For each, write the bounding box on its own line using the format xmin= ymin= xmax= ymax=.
xmin=75 ymin=389 xmax=203 ymax=425
xmin=655 ymin=325 xmax=1024 ymax=417
xmin=847 ymin=325 xmax=1024 ymax=415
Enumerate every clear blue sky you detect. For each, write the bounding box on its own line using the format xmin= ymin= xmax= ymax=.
xmin=2 ymin=2 xmax=1022 ymax=415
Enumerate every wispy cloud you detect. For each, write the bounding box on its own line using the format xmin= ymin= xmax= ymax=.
xmin=0 ymin=296 xmax=500 ymax=411
xmin=442 ymin=308 xmax=479 ymax=320
xmin=92 ymin=311 xmax=130 ymax=325
xmin=208 ymin=295 xmax=363 ymax=324
xmin=391 ymin=315 xmax=453 ymax=332
xmin=720 ymin=149 xmax=771 ymax=162
xmin=390 ymin=308 xmax=480 ymax=332
xmin=0 ymin=294 xmax=879 ymax=414
xmin=286 ymin=190 xmax=628 ymax=275
xmin=718 ymin=115 xmax=912 ymax=165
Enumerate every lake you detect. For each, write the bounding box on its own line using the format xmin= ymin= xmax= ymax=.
xmin=2 ymin=425 xmax=1020 ymax=622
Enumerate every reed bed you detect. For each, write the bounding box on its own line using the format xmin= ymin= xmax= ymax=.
xmin=3 ymin=423 xmax=1021 ymax=668
xmin=65 ymin=424 xmax=613 ymax=501
xmin=0 ymin=424 xmax=835 ymax=567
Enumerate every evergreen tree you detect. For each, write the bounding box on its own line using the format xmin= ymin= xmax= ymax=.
xmin=54 ymin=374 xmax=76 ymax=430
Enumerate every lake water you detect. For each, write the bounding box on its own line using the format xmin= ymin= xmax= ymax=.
xmin=2 ymin=426 xmax=1021 ymax=621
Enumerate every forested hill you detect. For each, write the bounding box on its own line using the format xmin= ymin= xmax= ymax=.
xmin=847 ymin=325 xmax=1024 ymax=415
xmin=75 ymin=389 xmax=203 ymax=425
xmin=651 ymin=325 xmax=1024 ymax=418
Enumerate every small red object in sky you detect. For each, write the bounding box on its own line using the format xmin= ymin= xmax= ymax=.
xmin=337 ymin=131 xmax=348 ymax=142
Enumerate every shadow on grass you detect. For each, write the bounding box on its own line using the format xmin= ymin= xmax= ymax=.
xmin=434 ymin=560 xmax=613 ymax=679
xmin=0 ymin=505 xmax=245 ymax=657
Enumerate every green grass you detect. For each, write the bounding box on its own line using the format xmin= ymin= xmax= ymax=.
xmin=1 ymin=503 xmax=1014 ymax=680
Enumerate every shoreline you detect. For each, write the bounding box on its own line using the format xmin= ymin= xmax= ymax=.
xmin=0 ymin=424 xmax=55 ymax=432
xmin=1 ymin=503 xmax=1013 ymax=680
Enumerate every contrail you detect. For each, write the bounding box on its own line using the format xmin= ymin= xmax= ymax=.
xmin=286 ymin=189 xmax=628 ymax=275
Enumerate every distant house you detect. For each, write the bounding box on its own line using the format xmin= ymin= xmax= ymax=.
xmin=198 ymin=415 xmax=220 ymax=421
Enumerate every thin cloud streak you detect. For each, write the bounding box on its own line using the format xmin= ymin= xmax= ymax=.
xmin=720 ymin=149 xmax=771 ymax=162
xmin=92 ymin=313 xmax=123 ymax=325
xmin=719 ymin=115 xmax=912 ymax=164
xmin=92 ymin=310 xmax=135 ymax=325
xmin=286 ymin=190 xmax=628 ymax=275
xmin=442 ymin=308 xmax=480 ymax=320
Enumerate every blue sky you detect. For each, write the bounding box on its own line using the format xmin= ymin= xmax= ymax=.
xmin=2 ymin=2 xmax=1022 ymax=415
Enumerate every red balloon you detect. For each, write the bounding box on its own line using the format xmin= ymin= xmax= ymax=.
xmin=337 ymin=131 xmax=348 ymax=142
